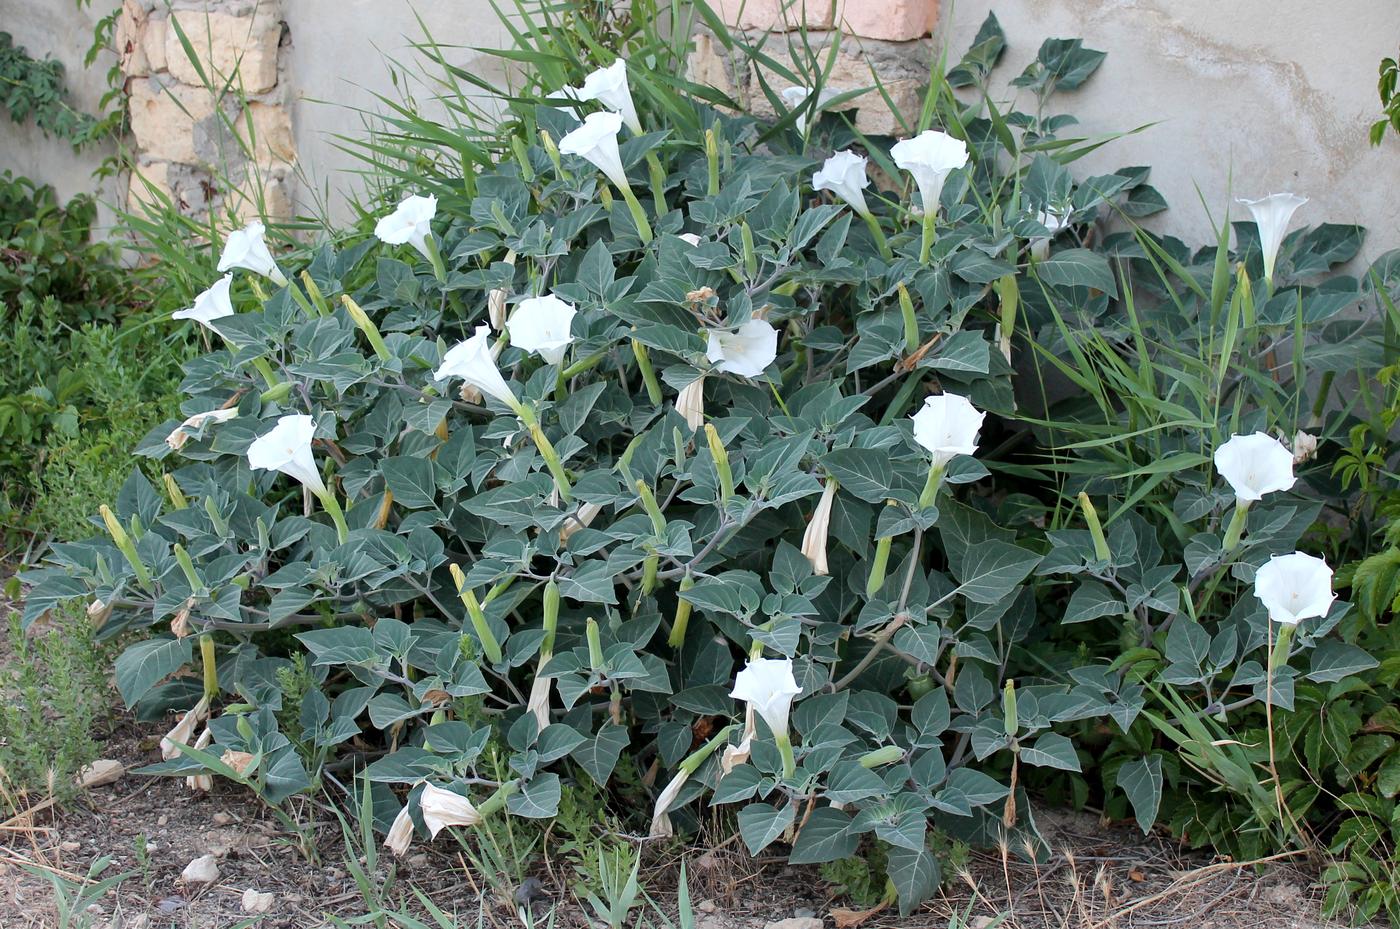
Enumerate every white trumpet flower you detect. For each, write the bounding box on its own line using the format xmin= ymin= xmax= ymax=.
xmin=705 ymin=319 xmax=779 ymax=378
xmin=781 ymin=85 xmax=838 ymax=136
xmin=384 ymin=803 xmax=416 ymax=856
xmin=247 ymin=414 xmax=327 ymax=496
xmin=1238 ymin=193 xmax=1307 ymax=285
xmin=217 ymin=221 xmax=285 ymax=285
xmin=676 ymin=376 xmax=705 ymax=431
xmin=801 ymin=478 xmax=838 ymax=576
xmin=1253 ymin=551 xmax=1335 ymax=625
xmin=729 ymin=657 xmax=802 ymax=774
xmin=911 ymin=393 xmax=985 ymax=467
xmin=569 ymin=59 xmax=642 ymax=134
xmin=161 ymin=695 xmax=210 ymax=761
xmin=891 ymin=130 xmax=969 ymax=216
xmin=559 ymin=111 xmax=629 ymax=191
xmin=375 ymin=194 xmax=438 ymax=262
xmin=419 ymin=782 xmax=482 ymax=837
xmin=1214 ymin=432 xmax=1296 ymax=503
xmin=509 ymin=294 xmax=577 ymax=365
xmin=166 ymin=407 xmax=239 ymax=451
xmin=435 ymin=325 xmax=520 ymax=411
xmin=812 ymin=150 xmax=871 ymax=216
xmin=173 ymin=275 xmax=236 ymax=337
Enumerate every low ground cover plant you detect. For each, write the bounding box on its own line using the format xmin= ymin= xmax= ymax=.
xmin=20 ymin=2 xmax=1398 ymax=918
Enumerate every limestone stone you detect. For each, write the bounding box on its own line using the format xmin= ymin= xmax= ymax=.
xmin=116 ymin=0 xmax=150 ymax=77
xmin=129 ymin=80 xmax=215 ymax=163
xmin=144 ymin=14 xmax=168 ymax=73
xmin=165 ymin=8 xmax=282 ymax=94
xmin=712 ymin=0 xmax=938 ymax=41
xmin=239 ymin=102 xmax=295 ymax=164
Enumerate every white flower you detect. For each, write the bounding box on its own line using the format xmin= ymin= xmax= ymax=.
xmin=173 ymin=275 xmax=236 ymax=337
xmin=1214 ymin=432 xmax=1296 ymax=503
xmin=166 ymin=407 xmax=239 ymax=450
xmin=434 ymin=325 xmax=519 ymax=410
xmin=706 ymin=319 xmax=779 ymax=378
xmin=559 ymin=111 xmax=628 ymax=191
xmin=161 ymin=696 xmax=210 ymax=761
xmin=781 ymin=85 xmax=838 ymax=135
xmin=721 ymin=709 xmax=755 ymax=774
xmin=911 ymin=393 xmax=985 ymax=466
xmin=217 ymin=221 xmax=284 ymax=284
xmin=676 ymin=375 xmax=705 ymax=431
xmin=812 ymin=150 xmax=870 ymax=216
xmin=1291 ymin=431 xmax=1319 ymax=465
xmin=375 ymin=194 xmax=438 ymax=262
xmin=801 ymin=478 xmax=838 ymax=576
xmin=729 ymin=657 xmax=802 ymax=741
xmin=185 ymin=725 xmax=214 ymax=792
xmin=571 ymin=59 xmax=641 ymax=134
xmin=247 ymin=414 xmax=326 ymax=496
xmin=1238 ymin=193 xmax=1307 ymax=284
xmin=559 ymin=501 xmax=603 ymax=544
xmin=649 ymin=768 xmax=690 ymax=838
xmin=526 ymin=672 xmax=553 ymax=730
xmin=384 ymin=804 xmax=416 ymax=856
xmin=418 ymin=783 xmax=481 ymax=837
xmin=1031 ymin=209 xmax=1070 ymax=261
xmin=509 ymin=294 xmax=577 ymax=365
xmin=1253 ymin=551 xmax=1335 ymax=625
xmin=891 ymin=130 xmax=969 ymax=215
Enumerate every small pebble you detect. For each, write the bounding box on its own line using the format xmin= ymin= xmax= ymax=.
xmin=60 ymin=841 xmax=81 ymax=852
xmin=764 ymin=919 xmax=822 ymax=929
xmin=157 ymin=815 xmax=169 ymax=827
xmin=241 ymin=888 xmax=275 ymax=914
xmin=212 ymin=812 xmax=234 ymax=826
xmin=180 ymin=855 xmax=219 ymax=885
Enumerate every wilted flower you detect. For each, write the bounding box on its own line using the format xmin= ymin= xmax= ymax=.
xmin=649 ymin=767 xmax=689 ymax=838
xmin=1214 ymin=432 xmax=1296 ymax=502
xmin=781 ymin=85 xmax=838 ymax=136
xmin=891 ymin=129 xmax=969 ymax=215
xmin=812 ymin=150 xmax=871 ymax=216
xmin=1254 ymin=551 xmax=1335 ymax=625
xmin=559 ymin=110 xmax=629 ymax=191
xmin=721 ymin=709 xmax=755 ymax=774
xmin=706 ymin=319 xmax=779 ymax=378
xmin=911 ymin=393 xmax=985 ymax=466
xmin=173 ymin=275 xmax=236 ymax=337
xmin=161 ymin=696 xmax=210 ymax=761
xmin=509 ymin=294 xmax=577 ymax=365
xmin=435 ymin=325 xmax=520 ymax=410
xmin=526 ymin=671 xmax=553 ymax=730
xmin=1291 ymin=431 xmax=1319 ymax=464
xmin=801 ymin=479 xmax=838 ymax=576
xmin=1238 ymin=193 xmax=1307 ymax=285
xmin=375 ymin=194 xmax=438 ymax=261
xmin=419 ymin=782 xmax=481 ymax=837
xmin=166 ymin=407 xmax=239 ymax=451
xmin=569 ymin=59 xmax=641 ymax=134
xmin=676 ymin=376 xmax=705 ymax=431
xmin=559 ymin=501 xmax=603 ymax=544
xmin=185 ymin=726 xmax=213 ymax=792
xmin=1031 ymin=209 xmax=1070 ymax=261
xmin=730 ymin=657 xmax=802 ymax=745
xmin=221 ymin=750 xmax=256 ymax=775
xmin=248 ymin=414 xmax=327 ymax=496
xmin=217 ymin=221 xmax=285 ymax=285
xmin=384 ymin=803 xmax=416 ymax=856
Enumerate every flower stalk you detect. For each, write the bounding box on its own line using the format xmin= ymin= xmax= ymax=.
xmin=1222 ymin=501 xmax=1250 ymax=550
xmin=1078 ymin=492 xmax=1111 ymax=562
xmin=632 ymin=338 xmax=663 ymax=404
xmin=100 ymin=504 xmax=152 ymax=589
xmin=918 ymin=461 xmax=945 ymax=509
xmin=705 ymin=424 xmax=735 ymax=502
xmin=517 ymin=404 xmax=573 ymax=503
xmin=341 ymin=295 xmax=393 ymax=361
xmin=669 ymin=573 xmax=694 ymax=648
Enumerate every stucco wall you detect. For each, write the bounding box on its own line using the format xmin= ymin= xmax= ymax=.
xmin=4 ymin=1 xmax=1398 ymax=256
xmin=0 ymin=0 xmax=122 ymax=233
xmin=947 ymin=0 xmax=1400 ymax=257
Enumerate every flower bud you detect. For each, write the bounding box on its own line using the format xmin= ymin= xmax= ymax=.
xmin=859 ymin=745 xmax=905 ymax=769
xmin=704 ymin=423 xmax=735 ymax=502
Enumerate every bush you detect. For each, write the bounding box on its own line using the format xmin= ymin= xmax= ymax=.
xmin=21 ymin=3 xmax=1395 ymax=917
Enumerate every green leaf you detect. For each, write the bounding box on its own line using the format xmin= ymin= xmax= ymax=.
xmin=787 ymin=807 xmax=857 ymax=864
xmin=887 ymin=842 xmax=940 ymax=915
xmin=381 ymin=456 xmax=439 ymax=509
xmin=1020 ymin=732 xmax=1081 ymax=771
xmin=953 ymin=542 xmax=1042 ymax=604
xmin=1116 ymin=755 xmax=1162 ymax=834
xmin=820 ymin=447 xmax=893 ymax=503
xmin=1063 ymin=579 xmax=1124 ymax=624
xmin=570 ymin=724 xmax=630 ymax=786
xmin=1306 ymin=641 xmax=1378 ymax=683
xmin=508 ymin=773 xmax=561 ymax=818
xmin=737 ymin=801 xmax=795 ymax=855
xmin=114 ymin=637 xmax=191 ymax=708
xmin=1035 ymin=248 xmax=1118 ymax=297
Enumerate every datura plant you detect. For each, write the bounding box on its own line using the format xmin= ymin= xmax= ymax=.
xmin=19 ymin=17 xmax=1377 ymax=915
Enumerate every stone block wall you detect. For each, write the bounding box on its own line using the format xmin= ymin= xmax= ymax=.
xmin=116 ymin=0 xmax=294 ymax=226
xmin=691 ymin=0 xmax=939 ymax=135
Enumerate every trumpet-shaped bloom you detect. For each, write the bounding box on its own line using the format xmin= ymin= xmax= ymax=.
xmin=247 ymin=414 xmax=326 ymax=496
xmin=375 ymin=194 xmax=438 ymax=261
xmin=676 ymin=375 xmax=705 ymax=431
xmin=569 ymin=59 xmax=641 ymax=134
xmin=1214 ymin=432 xmax=1296 ymax=502
xmin=812 ymin=150 xmax=871 ymax=216
xmin=384 ymin=804 xmax=416 ymax=856
xmin=217 ymin=221 xmax=283 ymax=283
xmin=418 ymin=782 xmax=481 ymax=837
xmin=891 ymin=130 xmax=969 ymax=215
xmin=435 ymin=325 xmax=519 ymax=410
xmin=166 ymin=407 xmax=239 ymax=450
xmin=705 ymin=318 xmax=779 ymax=378
xmin=173 ymin=275 xmax=236 ymax=337
xmin=801 ymin=478 xmax=838 ymax=576
xmin=161 ymin=696 xmax=210 ymax=761
xmin=1031 ymin=209 xmax=1071 ymax=261
xmin=911 ymin=393 xmax=985 ymax=466
xmin=729 ymin=657 xmax=802 ymax=741
xmin=559 ymin=501 xmax=603 ymax=545
xmin=1238 ymin=193 xmax=1307 ymax=283
xmin=781 ymin=85 xmax=838 ymax=135
xmin=1253 ymin=551 xmax=1335 ymax=625
xmin=559 ymin=111 xmax=628 ymax=190
xmin=648 ymin=768 xmax=689 ymax=838
xmin=509 ymin=294 xmax=577 ymax=365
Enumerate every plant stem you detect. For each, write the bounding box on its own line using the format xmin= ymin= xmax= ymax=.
xmin=1222 ymin=500 xmax=1250 ymax=550
xmin=618 ymin=183 xmax=653 ymax=244
xmin=518 ymin=404 xmax=573 ymax=502
xmin=315 ymin=488 xmax=350 ymax=543
xmin=918 ymin=210 xmax=936 ymax=264
xmin=632 ymin=339 xmax=663 ymax=404
xmin=774 ymin=731 xmax=796 ymax=779
xmin=424 ymin=235 xmax=448 ymax=283
xmin=860 ymin=209 xmax=893 ymax=260
xmin=918 ymin=461 xmax=945 ymax=508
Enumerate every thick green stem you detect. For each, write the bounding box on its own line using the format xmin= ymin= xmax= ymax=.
xmin=519 ymin=405 xmax=573 ymax=503
xmin=897 ymin=283 xmax=919 ymax=354
xmin=860 ymin=209 xmax=893 ymax=261
xmin=450 ymin=564 xmax=503 ymax=665
xmin=633 ymin=339 xmax=663 ymax=405
xmin=617 ymin=183 xmax=653 ymax=244
xmin=475 ymin=780 xmax=518 ymax=818
xmin=645 ymin=152 xmax=668 ymax=215
xmin=315 ymin=488 xmax=350 ymax=544
xmin=200 ymin=634 xmax=219 ymax=702
xmin=1078 ymin=492 xmax=1111 ymax=562
xmin=774 ymin=731 xmax=796 ymax=779
xmin=918 ymin=210 xmax=937 ymax=264
xmin=424 ymin=235 xmax=448 ymax=283
xmin=918 ymin=461 xmax=945 ymax=509
xmin=251 ymin=356 xmax=280 ymax=389
xmin=669 ymin=574 xmax=694 ymax=648
xmin=1222 ymin=500 xmax=1251 ymax=551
